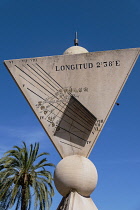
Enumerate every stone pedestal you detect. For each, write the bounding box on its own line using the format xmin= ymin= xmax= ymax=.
xmin=57 ymin=191 xmax=98 ymax=210
xmin=54 ymin=155 xmax=98 ymax=210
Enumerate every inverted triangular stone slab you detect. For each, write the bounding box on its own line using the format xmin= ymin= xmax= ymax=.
xmin=4 ymin=48 xmax=140 ymax=158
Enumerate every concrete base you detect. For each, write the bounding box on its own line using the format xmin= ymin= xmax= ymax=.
xmin=57 ymin=191 xmax=98 ymax=210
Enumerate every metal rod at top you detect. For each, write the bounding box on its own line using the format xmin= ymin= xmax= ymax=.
xmin=74 ymin=32 xmax=79 ymax=46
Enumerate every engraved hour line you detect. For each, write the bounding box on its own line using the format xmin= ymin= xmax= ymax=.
xmin=23 ymin=65 xmax=56 ymax=93
xmin=23 ymin=64 xmax=94 ymax=125
xmin=67 ymin=96 xmax=96 ymax=124
xmin=45 ymin=99 xmax=65 ymax=120
xmin=66 ymin=103 xmax=95 ymax=126
xmin=67 ymin=101 xmax=94 ymax=126
xmin=20 ymin=73 xmax=63 ymax=116
xmin=27 ymin=64 xmax=59 ymax=92
xmin=26 ymin=87 xmax=92 ymax=134
xmin=27 ymin=89 xmax=92 ymax=136
xmin=17 ymin=65 xmax=91 ymax=125
xmin=33 ymin=63 xmax=61 ymax=90
xmin=71 ymin=102 xmax=94 ymax=122
xmin=15 ymin=65 xmax=57 ymax=98
xmin=62 ymin=104 xmax=94 ymax=127
xmin=68 ymin=119 xmax=75 ymax=139
xmin=16 ymin=65 xmax=94 ymax=127
xmin=48 ymin=115 xmax=90 ymax=137
xmin=23 ymin=79 xmax=93 ymax=130
xmin=27 ymin=88 xmax=45 ymax=101
xmin=41 ymin=95 xmax=94 ymax=135
xmin=60 ymin=141 xmax=81 ymax=150
xmin=19 ymin=75 xmax=49 ymax=97
xmin=56 ymin=122 xmax=91 ymax=137
xmin=24 ymin=65 xmax=80 ymax=123
xmin=21 ymin=74 xmax=60 ymax=112
xmin=36 ymin=63 xmax=80 ymax=98
xmin=66 ymin=98 xmax=96 ymax=125
xmin=20 ymin=73 xmax=60 ymax=112
xmin=42 ymin=96 xmax=66 ymax=120
xmin=57 ymin=126 xmax=88 ymax=142
xmin=36 ymin=63 xmax=63 ymax=89
xmin=47 ymin=105 xmax=92 ymax=135
xmin=71 ymin=99 xmax=96 ymax=122
xmin=41 ymin=93 xmax=66 ymax=120
xmin=67 ymin=101 xmax=96 ymax=125
xmin=19 ymin=67 xmax=95 ymax=139
xmin=49 ymin=99 xmax=66 ymax=120
xmin=20 ymin=74 xmax=52 ymax=110
xmin=29 ymin=92 xmax=91 ymax=137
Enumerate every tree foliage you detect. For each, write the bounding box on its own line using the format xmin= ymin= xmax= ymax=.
xmin=0 ymin=142 xmax=55 ymax=210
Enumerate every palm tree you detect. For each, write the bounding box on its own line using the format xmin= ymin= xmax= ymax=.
xmin=0 ymin=142 xmax=55 ymax=210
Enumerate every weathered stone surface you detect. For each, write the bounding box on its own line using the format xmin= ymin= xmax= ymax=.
xmin=57 ymin=191 xmax=98 ymax=210
xmin=54 ymin=155 xmax=98 ymax=197
xmin=4 ymin=48 xmax=140 ymax=158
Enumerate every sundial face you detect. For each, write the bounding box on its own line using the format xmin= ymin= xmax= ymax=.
xmin=4 ymin=48 xmax=140 ymax=158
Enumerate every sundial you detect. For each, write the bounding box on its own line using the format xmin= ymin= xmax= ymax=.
xmin=4 ymin=36 xmax=140 ymax=209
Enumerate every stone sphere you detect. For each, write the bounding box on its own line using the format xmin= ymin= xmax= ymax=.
xmin=54 ymin=155 xmax=98 ymax=197
xmin=63 ymin=46 xmax=88 ymax=55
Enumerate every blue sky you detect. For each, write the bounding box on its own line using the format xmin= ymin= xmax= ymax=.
xmin=0 ymin=0 xmax=140 ymax=209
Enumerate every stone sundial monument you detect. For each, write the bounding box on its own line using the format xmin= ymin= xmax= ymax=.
xmin=4 ymin=34 xmax=140 ymax=209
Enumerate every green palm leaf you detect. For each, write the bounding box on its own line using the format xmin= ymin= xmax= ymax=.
xmin=0 ymin=142 xmax=55 ymax=210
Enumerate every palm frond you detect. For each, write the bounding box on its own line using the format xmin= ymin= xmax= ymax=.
xmin=0 ymin=142 xmax=55 ymax=210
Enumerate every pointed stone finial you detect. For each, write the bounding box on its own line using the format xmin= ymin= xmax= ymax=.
xmin=74 ymin=32 xmax=78 ymax=46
